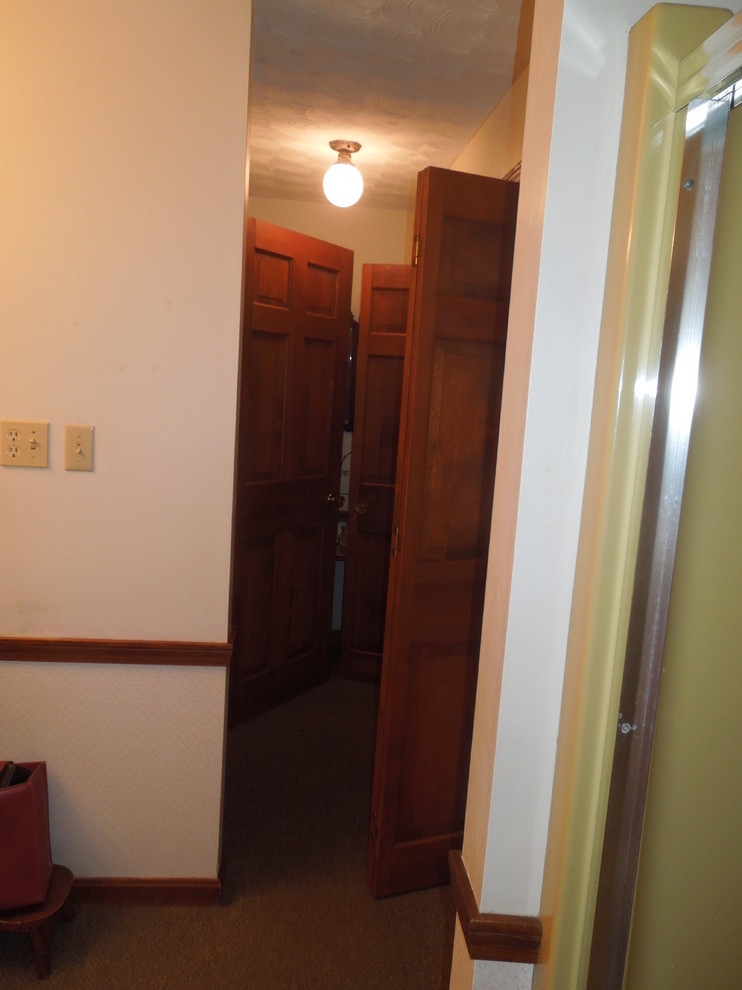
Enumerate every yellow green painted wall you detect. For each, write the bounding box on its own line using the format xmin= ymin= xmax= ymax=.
xmin=623 ymin=99 xmax=742 ymax=990
xmin=533 ymin=7 xmax=733 ymax=989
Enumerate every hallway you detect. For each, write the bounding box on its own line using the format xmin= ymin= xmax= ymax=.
xmin=0 ymin=674 xmax=454 ymax=988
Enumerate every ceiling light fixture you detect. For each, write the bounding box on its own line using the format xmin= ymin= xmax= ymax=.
xmin=323 ymin=140 xmax=363 ymax=208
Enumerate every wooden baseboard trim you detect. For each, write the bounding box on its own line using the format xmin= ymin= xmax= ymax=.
xmin=0 ymin=634 xmax=233 ymax=668
xmin=72 ymin=876 xmax=222 ymax=907
xmin=448 ymin=850 xmax=542 ymax=964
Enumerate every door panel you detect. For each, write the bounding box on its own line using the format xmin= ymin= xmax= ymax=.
xmin=420 ymin=339 xmax=504 ymax=556
xmin=396 ymin=647 xmax=479 ymax=838
xmin=242 ymin=331 xmax=289 ymax=480
xmin=340 ymin=264 xmax=411 ymax=682
xmin=297 ymin=338 xmax=336 ymax=475
xmin=368 ymin=168 xmax=518 ymax=896
xmin=231 ymin=219 xmax=353 ymax=725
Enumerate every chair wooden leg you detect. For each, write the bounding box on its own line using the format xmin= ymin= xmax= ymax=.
xmin=29 ymin=923 xmax=53 ymax=979
xmin=0 ymin=866 xmax=73 ymax=979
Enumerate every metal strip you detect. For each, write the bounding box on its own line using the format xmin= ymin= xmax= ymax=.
xmin=677 ymin=12 xmax=742 ymax=109
xmin=587 ymin=85 xmax=733 ymax=990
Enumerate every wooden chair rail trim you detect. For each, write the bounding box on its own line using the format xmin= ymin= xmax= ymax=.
xmin=72 ymin=876 xmax=221 ymax=907
xmin=448 ymin=850 xmax=542 ymax=964
xmin=0 ymin=634 xmax=233 ymax=667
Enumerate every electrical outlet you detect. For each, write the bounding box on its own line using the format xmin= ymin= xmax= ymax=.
xmin=5 ymin=427 xmax=20 ymax=461
xmin=1 ymin=421 xmax=48 ymax=467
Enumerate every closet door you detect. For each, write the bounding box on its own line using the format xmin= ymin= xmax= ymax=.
xmin=368 ymin=168 xmax=519 ymax=896
xmin=340 ymin=264 xmax=411 ymax=683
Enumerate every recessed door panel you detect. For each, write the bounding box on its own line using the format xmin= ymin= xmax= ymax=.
xmin=361 ymin=355 xmax=405 ymax=482
xmin=297 ymin=337 xmax=336 ymax=478
xmin=234 ymin=538 xmax=276 ymax=682
xmin=254 ymin=249 xmax=292 ymax=309
xmin=243 ymin=331 xmax=289 ymax=482
xmin=346 ymin=531 xmax=390 ymax=655
xmin=420 ymin=339 xmax=504 ymax=559
xmin=369 ymin=286 xmax=409 ymax=333
xmin=286 ymin=527 xmax=325 ymax=660
xmin=439 ymin=217 xmax=516 ymax=299
xmin=305 ymin=262 xmax=339 ymax=317
xmin=396 ymin=647 xmax=479 ymax=842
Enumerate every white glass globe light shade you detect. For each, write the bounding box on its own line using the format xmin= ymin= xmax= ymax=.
xmin=323 ymin=161 xmax=363 ymax=208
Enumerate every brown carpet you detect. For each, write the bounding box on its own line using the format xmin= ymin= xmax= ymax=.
xmin=0 ymin=674 xmax=455 ymax=988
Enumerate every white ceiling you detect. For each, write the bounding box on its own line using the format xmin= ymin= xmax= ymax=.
xmin=248 ymin=0 xmax=530 ymax=210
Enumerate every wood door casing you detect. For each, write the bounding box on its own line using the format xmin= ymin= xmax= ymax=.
xmin=230 ymin=219 xmax=353 ymax=726
xmin=368 ymin=168 xmax=519 ymax=897
xmin=340 ymin=264 xmax=411 ymax=682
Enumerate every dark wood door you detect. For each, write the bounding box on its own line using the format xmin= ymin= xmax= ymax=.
xmin=230 ymin=218 xmax=353 ymax=726
xmin=340 ymin=264 xmax=411 ymax=682
xmin=367 ymin=168 xmax=518 ymax=897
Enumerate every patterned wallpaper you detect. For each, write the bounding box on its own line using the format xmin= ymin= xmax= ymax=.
xmin=0 ymin=662 xmax=227 ymax=878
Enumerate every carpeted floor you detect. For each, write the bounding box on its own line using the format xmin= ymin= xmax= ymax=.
xmin=0 ymin=674 xmax=455 ymax=988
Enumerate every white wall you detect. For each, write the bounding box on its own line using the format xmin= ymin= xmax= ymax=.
xmin=0 ymin=1 xmax=251 ymax=878
xmin=451 ymin=0 xmax=742 ymax=988
xmin=0 ymin=1 xmax=250 ymax=642
xmin=451 ymin=68 xmax=529 ymax=180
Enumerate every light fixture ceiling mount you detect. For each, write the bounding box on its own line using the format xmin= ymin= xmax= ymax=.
xmin=329 ymin=139 xmax=361 ymax=157
xmin=323 ymin=140 xmax=363 ymax=208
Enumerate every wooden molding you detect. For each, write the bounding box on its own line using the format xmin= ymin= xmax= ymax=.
xmin=503 ymin=160 xmax=522 ymax=183
xmin=0 ymin=635 xmax=233 ymax=667
xmin=72 ymin=876 xmax=221 ymax=907
xmin=448 ymin=850 xmax=542 ymax=964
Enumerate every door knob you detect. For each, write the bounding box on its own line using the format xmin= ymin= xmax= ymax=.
xmin=354 ymin=502 xmax=369 ymax=515
xmin=327 ymin=493 xmax=345 ymax=506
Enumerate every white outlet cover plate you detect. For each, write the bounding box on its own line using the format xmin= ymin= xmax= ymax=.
xmin=64 ymin=424 xmax=94 ymax=471
xmin=1 ymin=420 xmax=49 ymax=467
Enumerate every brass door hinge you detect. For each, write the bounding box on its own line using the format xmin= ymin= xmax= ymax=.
xmin=412 ymin=232 xmax=421 ymax=267
xmin=391 ymin=526 xmax=401 ymax=557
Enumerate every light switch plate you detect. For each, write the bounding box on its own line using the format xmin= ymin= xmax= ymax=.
xmin=1 ymin=420 xmax=49 ymax=467
xmin=64 ymin=424 xmax=94 ymax=471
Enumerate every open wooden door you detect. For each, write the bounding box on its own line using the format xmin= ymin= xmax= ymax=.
xmin=340 ymin=264 xmax=411 ymax=682
xmin=230 ymin=219 xmax=353 ymax=727
xmin=367 ymin=168 xmax=518 ymax=896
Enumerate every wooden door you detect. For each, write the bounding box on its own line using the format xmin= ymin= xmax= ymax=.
xmin=230 ymin=218 xmax=353 ymax=726
xmin=339 ymin=264 xmax=411 ymax=682
xmin=367 ymin=168 xmax=518 ymax=897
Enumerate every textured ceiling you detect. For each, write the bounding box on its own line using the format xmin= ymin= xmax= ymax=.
xmin=248 ymin=0 xmax=529 ymax=210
